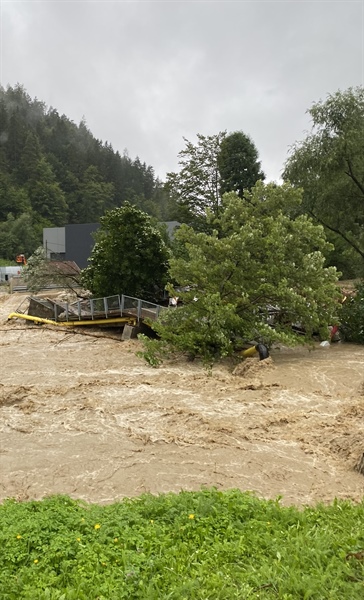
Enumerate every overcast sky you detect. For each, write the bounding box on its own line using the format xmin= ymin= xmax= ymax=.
xmin=1 ymin=0 xmax=363 ymax=182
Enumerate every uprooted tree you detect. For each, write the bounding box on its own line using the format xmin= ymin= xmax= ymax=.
xmin=139 ymin=182 xmax=341 ymax=365
xmin=23 ymin=246 xmax=83 ymax=294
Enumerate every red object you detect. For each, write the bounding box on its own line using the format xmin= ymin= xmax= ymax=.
xmin=330 ymin=325 xmax=339 ymax=339
xmin=16 ymin=254 xmax=27 ymax=265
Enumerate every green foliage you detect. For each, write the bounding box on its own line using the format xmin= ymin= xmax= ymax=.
xmin=136 ymin=335 xmax=170 ymax=367
xmin=148 ymin=293 xmax=244 ymax=367
xmin=81 ymin=204 xmax=170 ymax=300
xmin=0 ymin=490 xmax=363 ymax=598
xmin=19 ymin=130 xmax=42 ymax=183
xmin=0 ymin=83 xmax=177 ymax=258
xmin=27 ymin=157 xmax=68 ymax=226
xmin=145 ymin=182 xmax=340 ymax=363
xmin=0 ymin=212 xmax=40 ymax=260
xmin=166 ymin=130 xmax=264 ymax=231
xmin=339 ymin=282 xmax=364 ymax=343
xmin=166 ymin=132 xmax=226 ymax=228
xmin=0 ymin=171 xmax=31 ymax=221
xmin=218 ymin=131 xmax=265 ymax=197
xmin=23 ymin=247 xmax=82 ymax=293
xmin=74 ymin=166 xmax=115 ymax=223
xmin=0 ymin=258 xmax=17 ymax=266
xmin=283 ymin=86 xmax=364 ymax=277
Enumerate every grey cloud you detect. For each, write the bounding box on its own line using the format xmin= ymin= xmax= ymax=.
xmin=1 ymin=1 xmax=362 ymax=181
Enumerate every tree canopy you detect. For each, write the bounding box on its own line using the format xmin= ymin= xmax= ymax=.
xmin=218 ymin=131 xmax=265 ymax=197
xmin=0 ymin=84 xmax=177 ymax=261
xmin=144 ymin=182 xmax=340 ymax=364
xmin=81 ymin=204 xmax=170 ymax=300
xmin=283 ymin=86 xmax=364 ymax=277
xmin=166 ymin=130 xmax=264 ymax=229
xmin=166 ymin=133 xmax=225 ymax=228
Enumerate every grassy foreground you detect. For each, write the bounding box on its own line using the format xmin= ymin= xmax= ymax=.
xmin=0 ymin=489 xmax=363 ymax=599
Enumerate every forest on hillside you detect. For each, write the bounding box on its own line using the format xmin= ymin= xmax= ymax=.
xmin=1 ymin=84 xmax=363 ymax=281
xmin=0 ymin=84 xmax=178 ymax=260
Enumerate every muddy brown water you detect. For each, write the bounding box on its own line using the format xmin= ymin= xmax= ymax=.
xmin=0 ymin=293 xmax=363 ymax=505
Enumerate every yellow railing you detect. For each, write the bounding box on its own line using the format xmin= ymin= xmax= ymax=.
xmin=7 ymin=313 xmax=136 ymax=327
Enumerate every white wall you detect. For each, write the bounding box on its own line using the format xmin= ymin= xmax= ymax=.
xmin=0 ymin=266 xmax=23 ymax=282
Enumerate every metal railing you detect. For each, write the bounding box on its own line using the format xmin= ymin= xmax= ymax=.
xmin=58 ymin=294 xmax=164 ymax=323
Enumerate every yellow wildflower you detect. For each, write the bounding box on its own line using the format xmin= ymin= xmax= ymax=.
xmin=94 ymin=523 xmax=101 ymax=530
xmin=150 ymin=520 xmax=154 ymax=524
xmin=77 ymin=537 xmax=81 ymax=542
xmin=188 ymin=514 xmax=195 ymax=520
xmin=34 ymin=559 xmax=38 ymax=564
xmin=16 ymin=535 xmax=22 ymax=539
xmin=114 ymin=538 xmax=118 ymax=542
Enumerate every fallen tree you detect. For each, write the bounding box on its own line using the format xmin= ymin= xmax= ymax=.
xmin=139 ymin=182 xmax=341 ymax=366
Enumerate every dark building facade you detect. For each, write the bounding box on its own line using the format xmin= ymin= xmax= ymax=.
xmin=65 ymin=223 xmax=100 ymax=269
xmin=44 ymin=221 xmax=179 ymax=270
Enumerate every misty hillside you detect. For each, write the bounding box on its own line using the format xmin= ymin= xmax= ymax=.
xmin=0 ymin=84 xmax=177 ymax=260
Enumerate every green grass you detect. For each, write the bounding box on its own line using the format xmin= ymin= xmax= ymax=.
xmin=0 ymin=259 xmax=17 ymax=266
xmin=0 ymin=489 xmax=363 ymax=599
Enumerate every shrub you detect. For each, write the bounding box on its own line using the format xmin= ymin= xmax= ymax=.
xmin=340 ymin=282 xmax=364 ymax=343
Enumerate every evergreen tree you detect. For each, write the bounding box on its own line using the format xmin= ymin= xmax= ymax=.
xmin=0 ymin=84 xmax=164 ymax=259
xmin=166 ymin=131 xmax=264 ymax=229
xmin=0 ymin=172 xmax=30 ymax=220
xmin=76 ymin=166 xmax=115 ymax=223
xmin=19 ymin=131 xmax=42 ymax=183
xmin=0 ymin=212 xmax=40 ymax=260
xmin=0 ymin=97 xmax=8 ymax=138
xmin=218 ymin=131 xmax=265 ymax=197
xmin=6 ymin=110 xmax=27 ymax=175
xmin=27 ymin=157 xmax=68 ymax=225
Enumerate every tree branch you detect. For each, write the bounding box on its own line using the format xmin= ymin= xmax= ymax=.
xmin=345 ymin=159 xmax=364 ymax=196
xmin=308 ymin=209 xmax=364 ymax=260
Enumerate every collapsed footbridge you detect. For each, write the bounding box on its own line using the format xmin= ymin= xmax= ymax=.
xmin=7 ymin=294 xmax=165 ymax=331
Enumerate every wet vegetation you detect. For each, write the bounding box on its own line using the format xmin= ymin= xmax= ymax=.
xmin=1 ymin=489 xmax=364 ymax=599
